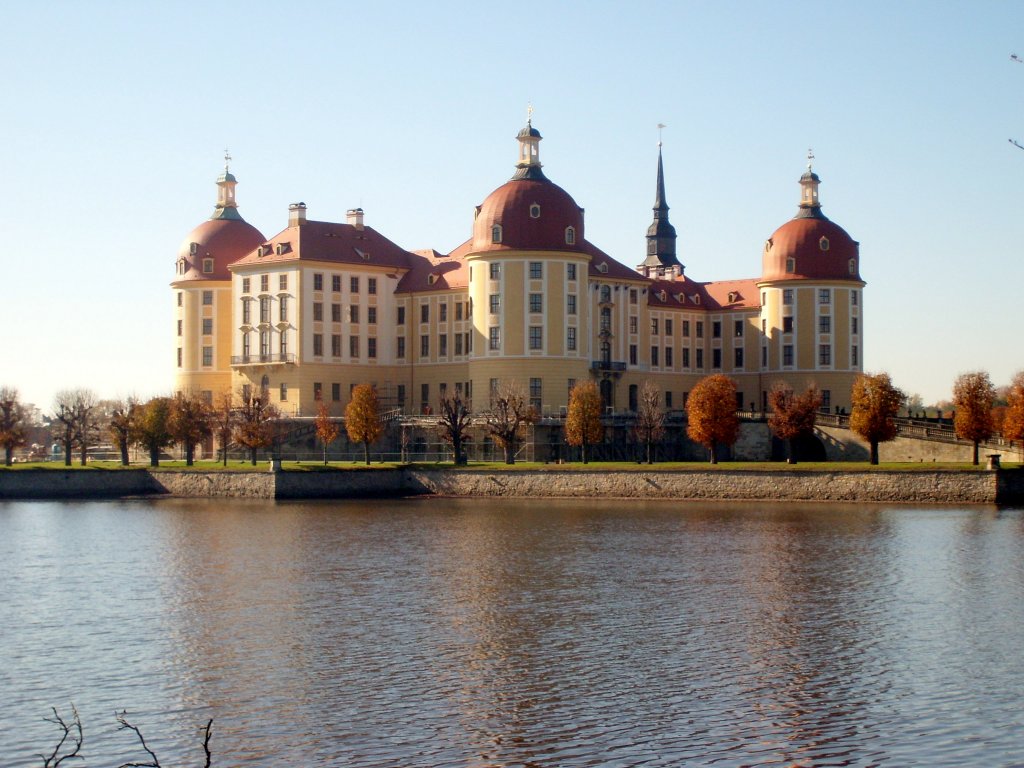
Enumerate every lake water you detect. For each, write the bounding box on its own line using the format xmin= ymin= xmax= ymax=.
xmin=1 ymin=498 xmax=1023 ymax=767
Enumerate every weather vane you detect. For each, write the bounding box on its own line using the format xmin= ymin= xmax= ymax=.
xmin=527 ymin=103 xmax=534 ymax=125
xmin=657 ymin=123 xmax=666 ymax=148
xmin=224 ymin=148 xmax=232 ymax=172
xmin=807 ymin=148 xmax=815 ymax=170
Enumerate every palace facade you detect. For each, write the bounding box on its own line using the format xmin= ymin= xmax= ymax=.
xmin=172 ymin=122 xmax=864 ymax=421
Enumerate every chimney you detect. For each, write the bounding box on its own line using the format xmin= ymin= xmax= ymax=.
xmin=347 ymin=207 xmax=364 ymax=231
xmin=288 ymin=202 xmax=307 ymax=226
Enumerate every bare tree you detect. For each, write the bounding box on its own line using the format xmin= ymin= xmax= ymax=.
xmin=51 ymin=389 xmax=97 ymax=467
xmin=212 ymin=391 xmax=236 ymax=466
xmin=107 ymin=397 xmax=139 ymax=466
xmin=0 ymin=386 xmax=27 ymax=466
xmin=437 ymin=389 xmax=473 ymax=465
xmin=39 ymin=705 xmax=83 ymax=767
xmin=115 ymin=711 xmax=212 ymax=768
xmin=235 ymin=388 xmax=280 ymax=466
xmin=633 ymin=381 xmax=665 ymax=464
xmin=483 ymin=381 xmax=537 ymax=465
xmin=168 ymin=392 xmax=213 ymax=466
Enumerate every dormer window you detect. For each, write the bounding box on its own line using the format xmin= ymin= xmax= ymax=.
xmin=202 ymin=258 xmax=214 ymax=274
xmin=728 ymin=291 xmax=738 ymax=303
xmin=596 ymin=262 xmax=608 ymax=274
xmin=785 ymin=258 xmax=796 ymax=274
xmin=491 ymin=224 xmax=502 ymax=244
xmin=848 ymin=258 xmax=857 ymax=275
xmin=565 ymin=226 xmax=576 ymax=245
xmin=691 ymin=293 xmax=701 ymax=305
xmin=189 ymin=242 xmax=199 ymax=255
xmin=658 ymin=290 xmax=667 ymax=302
xmin=529 ymin=203 xmax=541 ymax=219
xmin=819 ymin=236 xmax=830 ymax=252
xmin=428 ymin=273 xmax=438 ymax=286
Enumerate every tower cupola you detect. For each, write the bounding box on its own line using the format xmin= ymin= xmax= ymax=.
xmin=213 ymin=150 xmax=242 ymax=221
xmin=797 ymin=149 xmax=822 ymax=216
xmin=511 ymin=108 xmax=547 ymax=181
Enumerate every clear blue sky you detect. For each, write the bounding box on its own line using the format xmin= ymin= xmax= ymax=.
xmin=3 ymin=1 xmax=1022 ymax=411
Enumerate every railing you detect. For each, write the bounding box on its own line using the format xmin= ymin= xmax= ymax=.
xmin=231 ymin=353 xmax=296 ymax=365
xmin=590 ymin=361 xmax=627 ymax=372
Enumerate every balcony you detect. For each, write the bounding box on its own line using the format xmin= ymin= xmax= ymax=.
xmin=231 ymin=353 xmax=296 ymax=366
xmin=590 ymin=360 xmax=626 ymax=372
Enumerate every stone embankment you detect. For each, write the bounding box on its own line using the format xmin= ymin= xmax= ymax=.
xmin=2 ymin=466 xmax=1023 ymax=504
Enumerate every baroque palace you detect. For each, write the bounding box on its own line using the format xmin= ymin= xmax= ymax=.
xmin=172 ymin=121 xmax=864 ymax=439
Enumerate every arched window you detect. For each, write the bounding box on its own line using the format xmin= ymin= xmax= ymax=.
xmin=600 ymin=307 xmax=611 ymax=332
xmin=491 ymin=225 xmax=502 ymax=244
xmin=565 ymin=226 xmax=576 ymax=245
xmin=848 ymin=258 xmax=857 ymax=275
xmin=785 ymin=258 xmax=795 ymax=273
xmin=600 ymin=285 xmax=611 ymax=303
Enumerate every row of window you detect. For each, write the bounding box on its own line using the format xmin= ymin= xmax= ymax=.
xmin=309 ymin=274 xmax=379 ymax=294
xmin=490 ymin=226 xmax=576 ymax=246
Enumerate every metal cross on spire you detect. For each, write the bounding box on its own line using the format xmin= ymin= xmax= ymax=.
xmin=806 ymin=148 xmax=815 ymax=171
xmin=526 ymin=103 xmax=534 ymax=125
xmin=657 ymin=123 xmax=666 ymax=148
xmin=224 ymin=148 xmax=232 ymax=172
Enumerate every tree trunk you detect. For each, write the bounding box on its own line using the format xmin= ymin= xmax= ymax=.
xmin=787 ymin=438 xmax=797 ymax=465
xmin=709 ymin=444 xmax=718 ymax=465
xmin=364 ymin=441 xmax=370 ymax=466
xmin=79 ymin=443 xmax=88 ymax=466
xmin=185 ymin=442 xmax=194 ymax=467
xmin=150 ymin=446 xmax=159 ymax=468
xmin=870 ymin=440 xmax=879 ymax=466
xmin=323 ymin=444 xmax=328 ymax=465
xmin=4 ymin=446 xmax=12 ymax=466
xmin=222 ymin=444 xmax=228 ymax=467
xmin=582 ymin=440 xmax=588 ymax=464
xmin=646 ymin=439 xmax=653 ymax=464
xmin=250 ymin=448 xmax=257 ymax=466
xmin=972 ymin=441 xmax=980 ymax=466
xmin=119 ymin=441 xmax=129 ymax=466
xmin=504 ymin=441 xmax=514 ymax=465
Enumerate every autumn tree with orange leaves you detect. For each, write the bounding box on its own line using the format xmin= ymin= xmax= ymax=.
xmin=953 ymin=371 xmax=996 ymax=465
xmin=686 ymin=374 xmax=739 ymax=464
xmin=767 ymin=382 xmax=822 ymax=464
xmin=849 ymin=372 xmax=905 ymax=465
xmin=315 ymin=400 xmax=340 ymax=465
xmin=1003 ymin=371 xmax=1024 ymax=445
xmin=565 ymin=381 xmax=604 ymax=464
xmin=345 ymin=384 xmax=383 ymax=465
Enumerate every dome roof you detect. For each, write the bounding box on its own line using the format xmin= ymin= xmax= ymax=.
xmin=175 ymin=217 xmax=266 ymax=282
xmin=471 ymin=177 xmax=584 ymax=253
xmin=762 ymin=213 xmax=860 ymax=282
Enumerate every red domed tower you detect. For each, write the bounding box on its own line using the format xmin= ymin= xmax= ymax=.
xmin=757 ymin=155 xmax=865 ymax=412
xmin=172 ymin=157 xmax=266 ymax=401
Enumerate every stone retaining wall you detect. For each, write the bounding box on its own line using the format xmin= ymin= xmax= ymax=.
xmin=2 ymin=467 xmax=1021 ymax=504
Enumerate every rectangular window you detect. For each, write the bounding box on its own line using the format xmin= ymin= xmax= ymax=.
xmin=202 ymin=346 xmax=212 ymax=366
xmin=489 ymin=294 xmax=500 ymax=314
xmin=665 ymin=391 xmax=673 ymax=409
xmin=280 ymin=332 xmax=288 ymax=357
xmin=177 ymin=319 xmax=182 ymax=337
xmin=350 ymin=305 xmax=359 ymax=324
xmin=712 ymin=321 xmax=721 ymax=338
xmin=279 ymin=296 xmax=288 ymax=322
xmin=421 ymin=383 xmax=430 ymax=411
xmin=260 ymin=274 xmax=269 ymax=292
xmin=682 ymin=347 xmax=690 ymax=368
xmin=259 ymin=297 xmax=270 ymax=323
xmin=852 ymin=317 xmax=859 ymax=334
xmin=712 ymin=348 xmax=722 ymax=368
xmin=324 ymin=332 xmax=338 ymax=357
xmin=368 ymin=278 xmax=377 ymax=295
xmin=397 ymin=337 xmax=405 ymax=358
xmin=567 ymin=326 xmax=577 ymax=351
xmin=629 ymin=316 xmax=638 ymax=334
xmin=313 ymin=382 xmax=322 ymax=401
xmin=332 ymin=275 xmax=341 ymax=293
xmin=651 ymin=318 xmax=659 ymax=335
xmin=201 ymin=318 xmax=212 ymax=335
xmin=696 ymin=349 xmax=704 ymax=369
xmin=313 ymin=273 xmax=323 ymax=291
xmin=629 ymin=344 xmax=638 ymax=365
xmin=242 ymin=334 xmax=250 ymax=358
xmin=332 ymin=383 xmax=341 ymax=401
xmin=396 ymin=384 xmax=405 ymax=406
xmin=682 ymin=320 xmax=690 ymax=337
xmin=852 ymin=345 xmax=859 ymax=366
xmin=397 ymin=306 xmax=405 ymax=325
xmin=440 ymin=334 xmax=448 ymax=356
xmin=696 ymin=321 xmax=704 ymax=338
xmin=783 ymin=316 xmax=794 ymax=333
xmin=529 ymin=326 xmax=542 ymax=350
xmin=489 ymin=263 xmax=500 ymax=279
xmin=368 ymin=307 xmax=377 ymax=325
xmin=783 ymin=344 xmax=793 ymax=366
xmin=567 ymin=263 xmax=577 ymax=281
xmin=529 ymin=262 xmax=543 ymax=279
xmin=177 ymin=292 xmax=183 ymax=307
xmin=529 ymin=377 xmax=542 ymax=409
xmin=420 ymin=304 xmax=429 ymax=323
xmin=331 ymin=303 xmax=341 ymax=323
xmin=822 ymin=390 xmax=831 ymax=411
xmin=819 ymin=315 xmax=831 ymax=333
xmin=313 ymin=333 xmax=323 ymax=357
xmin=651 ymin=346 xmax=659 ymax=366
xmin=350 ymin=276 xmax=359 ymax=293
xmin=466 ymin=331 xmax=472 ymax=353
xmin=630 ymin=289 xmax=637 ymax=304
xmin=761 ymin=346 xmax=768 ymax=367
xmin=530 ymin=293 xmax=543 ymax=313
xmin=313 ymin=302 xmax=323 ymax=322
xmin=665 ymin=319 xmax=673 ymax=336
xmin=819 ymin=289 xmax=831 ymax=305
xmin=455 ymin=302 xmax=463 ymax=321
xmin=735 ymin=348 xmax=744 ymax=368
xmin=350 ymin=336 xmax=360 ymax=358
xmin=489 ymin=327 xmax=500 ymax=350
xmin=567 ymin=295 xmax=576 ymax=315
xmin=439 ymin=303 xmax=447 ymax=322
xmin=819 ymin=344 xmax=832 ymax=365
xmin=455 ymin=334 xmax=464 ymax=355
xmin=368 ymin=338 xmax=377 ymax=358
xmin=734 ymin=320 xmax=743 ymax=337
xmin=242 ymin=278 xmax=251 ymax=294
xmin=279 ymin=274 xmax=287 ymax=290
xmin=420 ymin=335 xmax=429 ymax=357
xmin=280 ymin=383 xmax=288 ymax=402
xmin=202 ymin=290 xmax=213 ymax=306
xmin=665 ymin=347 xmax=673 ymax=367
xmin=783 ymin=289 xmax=793 ymax=305
xmin=851 ymin=290 xmax=858 ymax=306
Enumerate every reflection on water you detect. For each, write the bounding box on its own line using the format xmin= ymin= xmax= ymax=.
xmin=1 ymin=498 xmax=1023 ymax=766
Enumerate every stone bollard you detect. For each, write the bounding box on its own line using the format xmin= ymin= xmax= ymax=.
xmin=986 ymin=454 xmax=1001 ymax=471
xmin=269 ymin=458 xmax=282 ymax=473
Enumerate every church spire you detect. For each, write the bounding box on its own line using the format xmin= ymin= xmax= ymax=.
xmin=212 ymin=148 xmax=243 ymax=221
xmin=640 ymin=131 xmax=681 ymax=276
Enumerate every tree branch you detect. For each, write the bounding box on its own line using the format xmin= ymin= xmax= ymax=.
xmin=115 ymin=710 xmax=160 ymax=768
xmin=39 ymin=705 xmax=83 ymax=767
